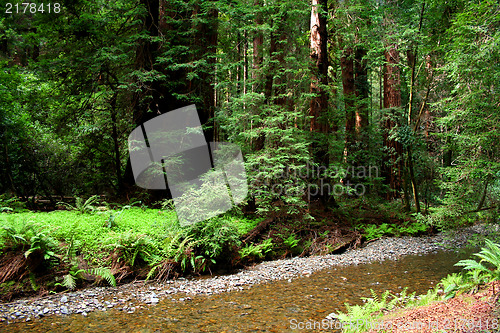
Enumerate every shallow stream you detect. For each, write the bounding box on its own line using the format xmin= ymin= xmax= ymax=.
xmin=1 ymin=248 xmax=476 ymax=332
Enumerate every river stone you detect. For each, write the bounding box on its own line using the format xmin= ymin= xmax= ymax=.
xmin=60 ymin=306 xmax=69 ymax=315
xmin=326 ymin=313 xmax=340 ymax=320
xmin=60 ymin=296 xmax=68 ymax=303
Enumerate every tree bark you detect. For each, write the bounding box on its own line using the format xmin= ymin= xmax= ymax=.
xmin=252 ymin=0 xmax=263 ymax=93
xmin=310 ymin=0 xmax=337 ymax=208
xmin=341 ymin=47 xmax=355 ymax=163
xmin=382 ymin=46 xmax=404 ymax=199
xmin=192 ymin=0 xmax=218 ymax=142
xmin=354 ymin=47 xmax=369 ymax=148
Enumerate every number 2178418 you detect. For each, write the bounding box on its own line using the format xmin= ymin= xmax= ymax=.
xmin=5 ymin=3 xmax=61 ymax=14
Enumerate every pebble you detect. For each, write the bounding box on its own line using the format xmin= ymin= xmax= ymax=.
xmin=0 ymin=224 xmax=493 ymax=324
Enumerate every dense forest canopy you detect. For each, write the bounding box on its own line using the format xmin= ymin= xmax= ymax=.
xmin=0 ymin=0 xmax=499 ymax=225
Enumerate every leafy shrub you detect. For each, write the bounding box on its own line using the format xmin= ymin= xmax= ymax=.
xmin=398 ymin=219 xmax=428 ymax=235
xmin=361 ymin=223 xmax=394 ymax=240
xmin=335 ymin=289 xmax=411 ymax=333
xmin=184 ymin=217 xmax=241 ymax=259
xmin=103 ymin=205 xmax=132 ymax=229
xmin=147 ymin=234 xmax=198 ymax=279
xmin=361 ymin=221 xmax=428 ymax=241
xmin=282 ymin=234 xmax=300 ymax=249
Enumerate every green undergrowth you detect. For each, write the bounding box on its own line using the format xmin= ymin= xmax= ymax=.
xmin=358 ymin=220 xmax=429 ymax=241
xmin=0 ymin=207 xmax=264 ymax=296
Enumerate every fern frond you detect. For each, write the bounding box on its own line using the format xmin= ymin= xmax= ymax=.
xmin=455 ymin=259 xmax=489 ymax=272
xmin=62 ymin=273 xmax=77 ymax=290
xmin=87 ymin=267 xmax=116 ymax=287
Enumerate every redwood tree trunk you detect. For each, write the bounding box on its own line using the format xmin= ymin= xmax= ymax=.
xmin=252 ymin=0 xmax=263 ymax=92
xmin=193 ymin=0 xmax=218 ymax=142
xmin=310 ymin=0 xmax=337 ymax=207
xmin=382 ymin=46 xmax=404 ymax=199
xmin=341 ymin=47 xmax=355 ymax=163
xmin=354 ymin=47 xmax=369 ymax=150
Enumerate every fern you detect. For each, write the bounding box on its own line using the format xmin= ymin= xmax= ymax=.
xmin=57 ymin=195 xmax=100 ymax=214
xmin=455 ymin=239 xmax=500 ymax=282
xmin=60 ymin=273 xmax=77 ymax=290
xmin=88 ymin=267 xmax=116 ymax=287
xmin=56 ymin=266 xmax=116 ymax=290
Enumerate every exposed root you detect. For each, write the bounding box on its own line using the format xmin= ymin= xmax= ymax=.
xmin=0 ymin=252 xmax=27 ymax=283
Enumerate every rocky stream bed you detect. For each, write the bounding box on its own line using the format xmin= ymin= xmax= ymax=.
xmin=0 ymin=224 xmax=495 ymax=324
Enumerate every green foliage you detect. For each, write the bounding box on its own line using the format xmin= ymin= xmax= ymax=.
xmin=56 ymin=265 xmax=116 ymax=290
xmin=335 ymin=289 xmax=411 ymax=333
xmin=104 ymin=205 xmax=131 ymax=229
xmin=58 ymin=195 xmax=101 ymax=214
xmin=0 ymin=220 xmax=58 ymax=264
xmin=398 ymin=219 xmax=428 ymax=235
xmin=29 ymin=273 xmax=39 ymax=292
xmin=361 ymin=223 xmax=394 ymax=240
xmin=239 ymin=239 xmax=274 ymax=260
xmin=432 ymin=0 xmax=500 ymax=224
xmin=184 ymin=217 xmax=241 ymax=259
xmin=105 ymin=231 xmax=156 ymax=267
xmin=24 ymin=230 xmax=58 ymax=262
xmin=455 ymin=239 xmax=500 ymax=283
xmin=282 ymin=234 xmax=300 ymax=249
xmin=0 ymin=195 xmax=27 ymax=213
xmin=437 ymin=270 xmax=487 ymax=301
xmin=360 ymin=221 xmax=428 ymax=240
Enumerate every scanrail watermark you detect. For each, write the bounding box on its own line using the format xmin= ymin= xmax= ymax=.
xmin=289 ymin=318 xmax=499 ymax=331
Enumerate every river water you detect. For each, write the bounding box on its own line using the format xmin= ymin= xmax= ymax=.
xmin=1 ymin=248 xmax=475 ymax=332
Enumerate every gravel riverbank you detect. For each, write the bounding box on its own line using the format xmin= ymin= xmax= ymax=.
xmin=0 ymin=224 xmax=495 ymax=324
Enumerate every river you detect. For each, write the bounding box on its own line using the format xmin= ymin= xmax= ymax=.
xmin=1 ymin=248 xmax=475 ymax=332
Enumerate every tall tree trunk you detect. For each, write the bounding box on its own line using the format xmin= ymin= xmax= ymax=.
xmin=252 ymin=0 xmax=263 ymax=93
xmin=264 ymin=20 xmax=276 ymax=104
xmin=109 ymin=93 xmax=122 ymax=192
xmin=131 ymin=0 xmax=160 ymax=126
xmin=382 ymin=46 xmax=404 ymax=200
xmin=404 ymin=1 xmax=426 ymax=213
xmin=310 ymin=0 xmax=337 ymax=207
xmin=341 ymin=47 xmax=355 ymax=163
xmin=236 ymin=31 xmax=242 ymax=95
xmin=123 ymin=0 xmax=161 ymax=189
xmin=354 ymin=47 xmax=369 ymax=149
xmin=406 ymin=47 xmax=421 ymax=213
xmin=192 ymin=0 xmax=218 ymax=142
xmin=251 ymin=0 xmax=265 ymax=151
